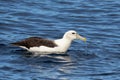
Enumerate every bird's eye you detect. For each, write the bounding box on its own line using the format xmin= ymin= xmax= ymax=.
xmin=72 ymin=33 xmax=75 ymax=34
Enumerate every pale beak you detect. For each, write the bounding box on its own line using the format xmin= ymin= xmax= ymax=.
xmin=76 ymin=34 xmax=87 ymax=42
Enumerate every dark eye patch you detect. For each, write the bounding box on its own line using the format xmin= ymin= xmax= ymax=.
xmin=72 ymin=32 xmax=76 ymax=34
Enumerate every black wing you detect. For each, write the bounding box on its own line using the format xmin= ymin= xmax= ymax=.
xmin=11 ymin=37 xmax=57 ymax=49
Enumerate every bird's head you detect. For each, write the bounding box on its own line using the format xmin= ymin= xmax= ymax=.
xmin=63 ymin=30 xmax=86 ymax=42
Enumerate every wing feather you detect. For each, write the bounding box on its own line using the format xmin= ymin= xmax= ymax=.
xmin=11 ymin=37 xmax=57 ymax=49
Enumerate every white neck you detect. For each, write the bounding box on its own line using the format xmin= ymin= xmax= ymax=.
xmin=55 ymin=37 xmax=72 ymax=52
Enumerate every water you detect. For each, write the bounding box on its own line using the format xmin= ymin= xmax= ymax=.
xmin=0 ymin=0 xmax=120 ymax=80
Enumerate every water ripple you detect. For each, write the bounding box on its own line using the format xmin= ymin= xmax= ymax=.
xmin=0 ymin=0 xmax=120 ymax=80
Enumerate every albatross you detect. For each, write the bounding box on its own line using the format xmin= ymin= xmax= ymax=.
xmin=11 ymin=30 xmax=86 ymax=54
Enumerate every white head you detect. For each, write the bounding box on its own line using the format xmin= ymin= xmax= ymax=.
xmin=63 ymin=30 xmax=86 ymax=41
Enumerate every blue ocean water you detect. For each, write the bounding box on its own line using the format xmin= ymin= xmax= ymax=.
xmin=0 ymin=0 xmax=120 ymax=80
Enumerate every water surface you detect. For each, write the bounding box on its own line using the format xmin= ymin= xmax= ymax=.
xmin=0 ymin=0 xmax=120 ymax=80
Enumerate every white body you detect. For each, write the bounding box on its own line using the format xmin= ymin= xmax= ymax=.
xmin=28 ymin=38 xmax=72 ymax=54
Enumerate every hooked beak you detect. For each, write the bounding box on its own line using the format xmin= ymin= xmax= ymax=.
xmin=76 ymin=34 xmax=87 ymax=42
